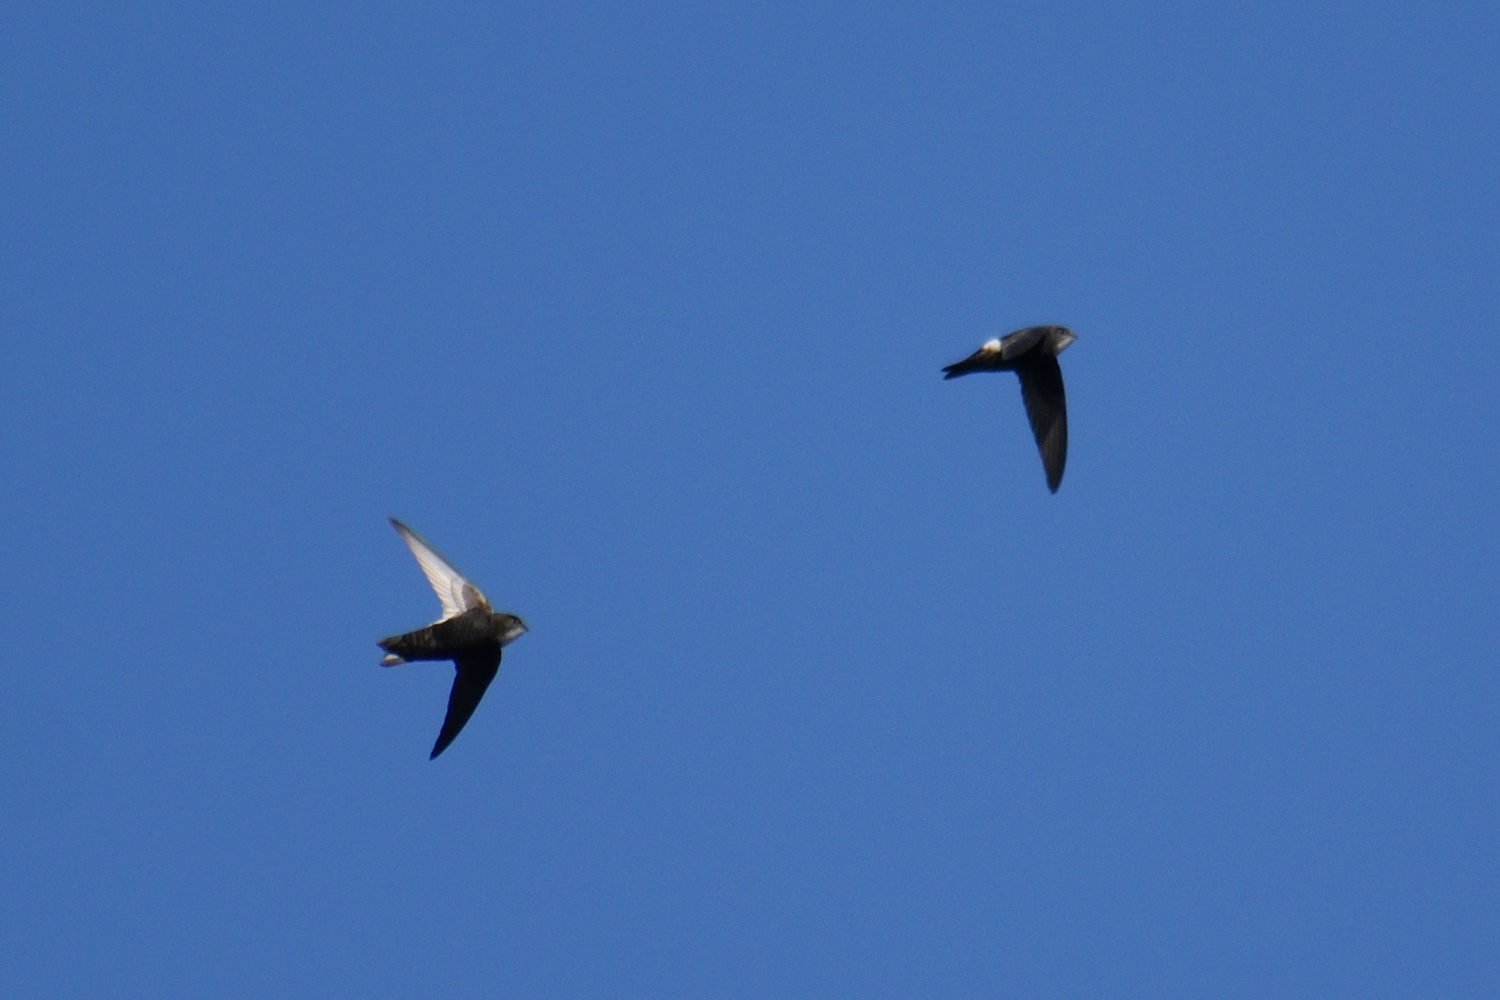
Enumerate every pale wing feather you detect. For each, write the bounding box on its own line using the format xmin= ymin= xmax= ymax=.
xmin=390 ymin=519 xmax=489 ymax=621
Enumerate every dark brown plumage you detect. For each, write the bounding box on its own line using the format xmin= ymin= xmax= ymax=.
xmin=379 ymin=519 xmax=527 ymax=759
xmin=943 ymin=325 xmax=1077 ymax=492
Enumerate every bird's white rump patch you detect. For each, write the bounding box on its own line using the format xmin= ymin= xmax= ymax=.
xmin=981 ymin=338 xmax=1002 ymax=351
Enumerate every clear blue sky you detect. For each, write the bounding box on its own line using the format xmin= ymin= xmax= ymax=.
xmin=4 ymin=2 xmax=1498 ymax=995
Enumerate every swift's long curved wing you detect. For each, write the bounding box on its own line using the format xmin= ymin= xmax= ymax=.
xmin=390 ymin=519 xmax=489 ymax=621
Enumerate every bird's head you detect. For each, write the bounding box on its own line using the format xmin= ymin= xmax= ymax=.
xmin=1051 ymin=327 xmax=1077 ymax=353
xmin=498 ymin=614 xmax=529 ymax=645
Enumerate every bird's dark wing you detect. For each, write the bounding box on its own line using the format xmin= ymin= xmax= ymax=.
xmin=1000 ymin=325 xmax=1045 ymax=360
xmin=430 ymin=648 xmax=502 ymax=759
xmin=1015 ymin=355 xmax=1068 ymax=492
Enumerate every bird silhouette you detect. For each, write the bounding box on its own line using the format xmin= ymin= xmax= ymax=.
xmin=943 ymin=325 xmax=1077 ymax=492
xmin=378 ymin=519 xmax=528 ymax=758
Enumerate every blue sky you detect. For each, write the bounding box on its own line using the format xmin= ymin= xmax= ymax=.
xmin=3 ymin=2 xmax=1498 ymax=995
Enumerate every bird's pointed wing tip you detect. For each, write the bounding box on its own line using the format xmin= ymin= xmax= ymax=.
xmin=1015 ymin=357 xmax=1068 ymax=494
xmin=426 ymin=650 xmax=502 ymax=760
xmin=387 ymin=520 xmax=483 ymax=619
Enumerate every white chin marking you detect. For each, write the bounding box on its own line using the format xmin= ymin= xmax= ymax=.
xmin=381 ymin=654 xmax=405 ymax=666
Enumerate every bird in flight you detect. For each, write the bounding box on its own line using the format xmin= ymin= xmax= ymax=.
xmin=378 ymin=519 xmax=528 ymax=758
xmin=943 ymin=325 xmax=1077 ymax=492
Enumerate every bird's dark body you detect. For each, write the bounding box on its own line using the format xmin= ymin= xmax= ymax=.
xmin=944 ymin=355 xmax=1022 ymax=378
xmin=378 ymin=600 xmax=527 ymax=758
xmin=378 ymin=607 xmax=514 ymax=662
xmin=940 ymin=325 xmax=1071 ymax=379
